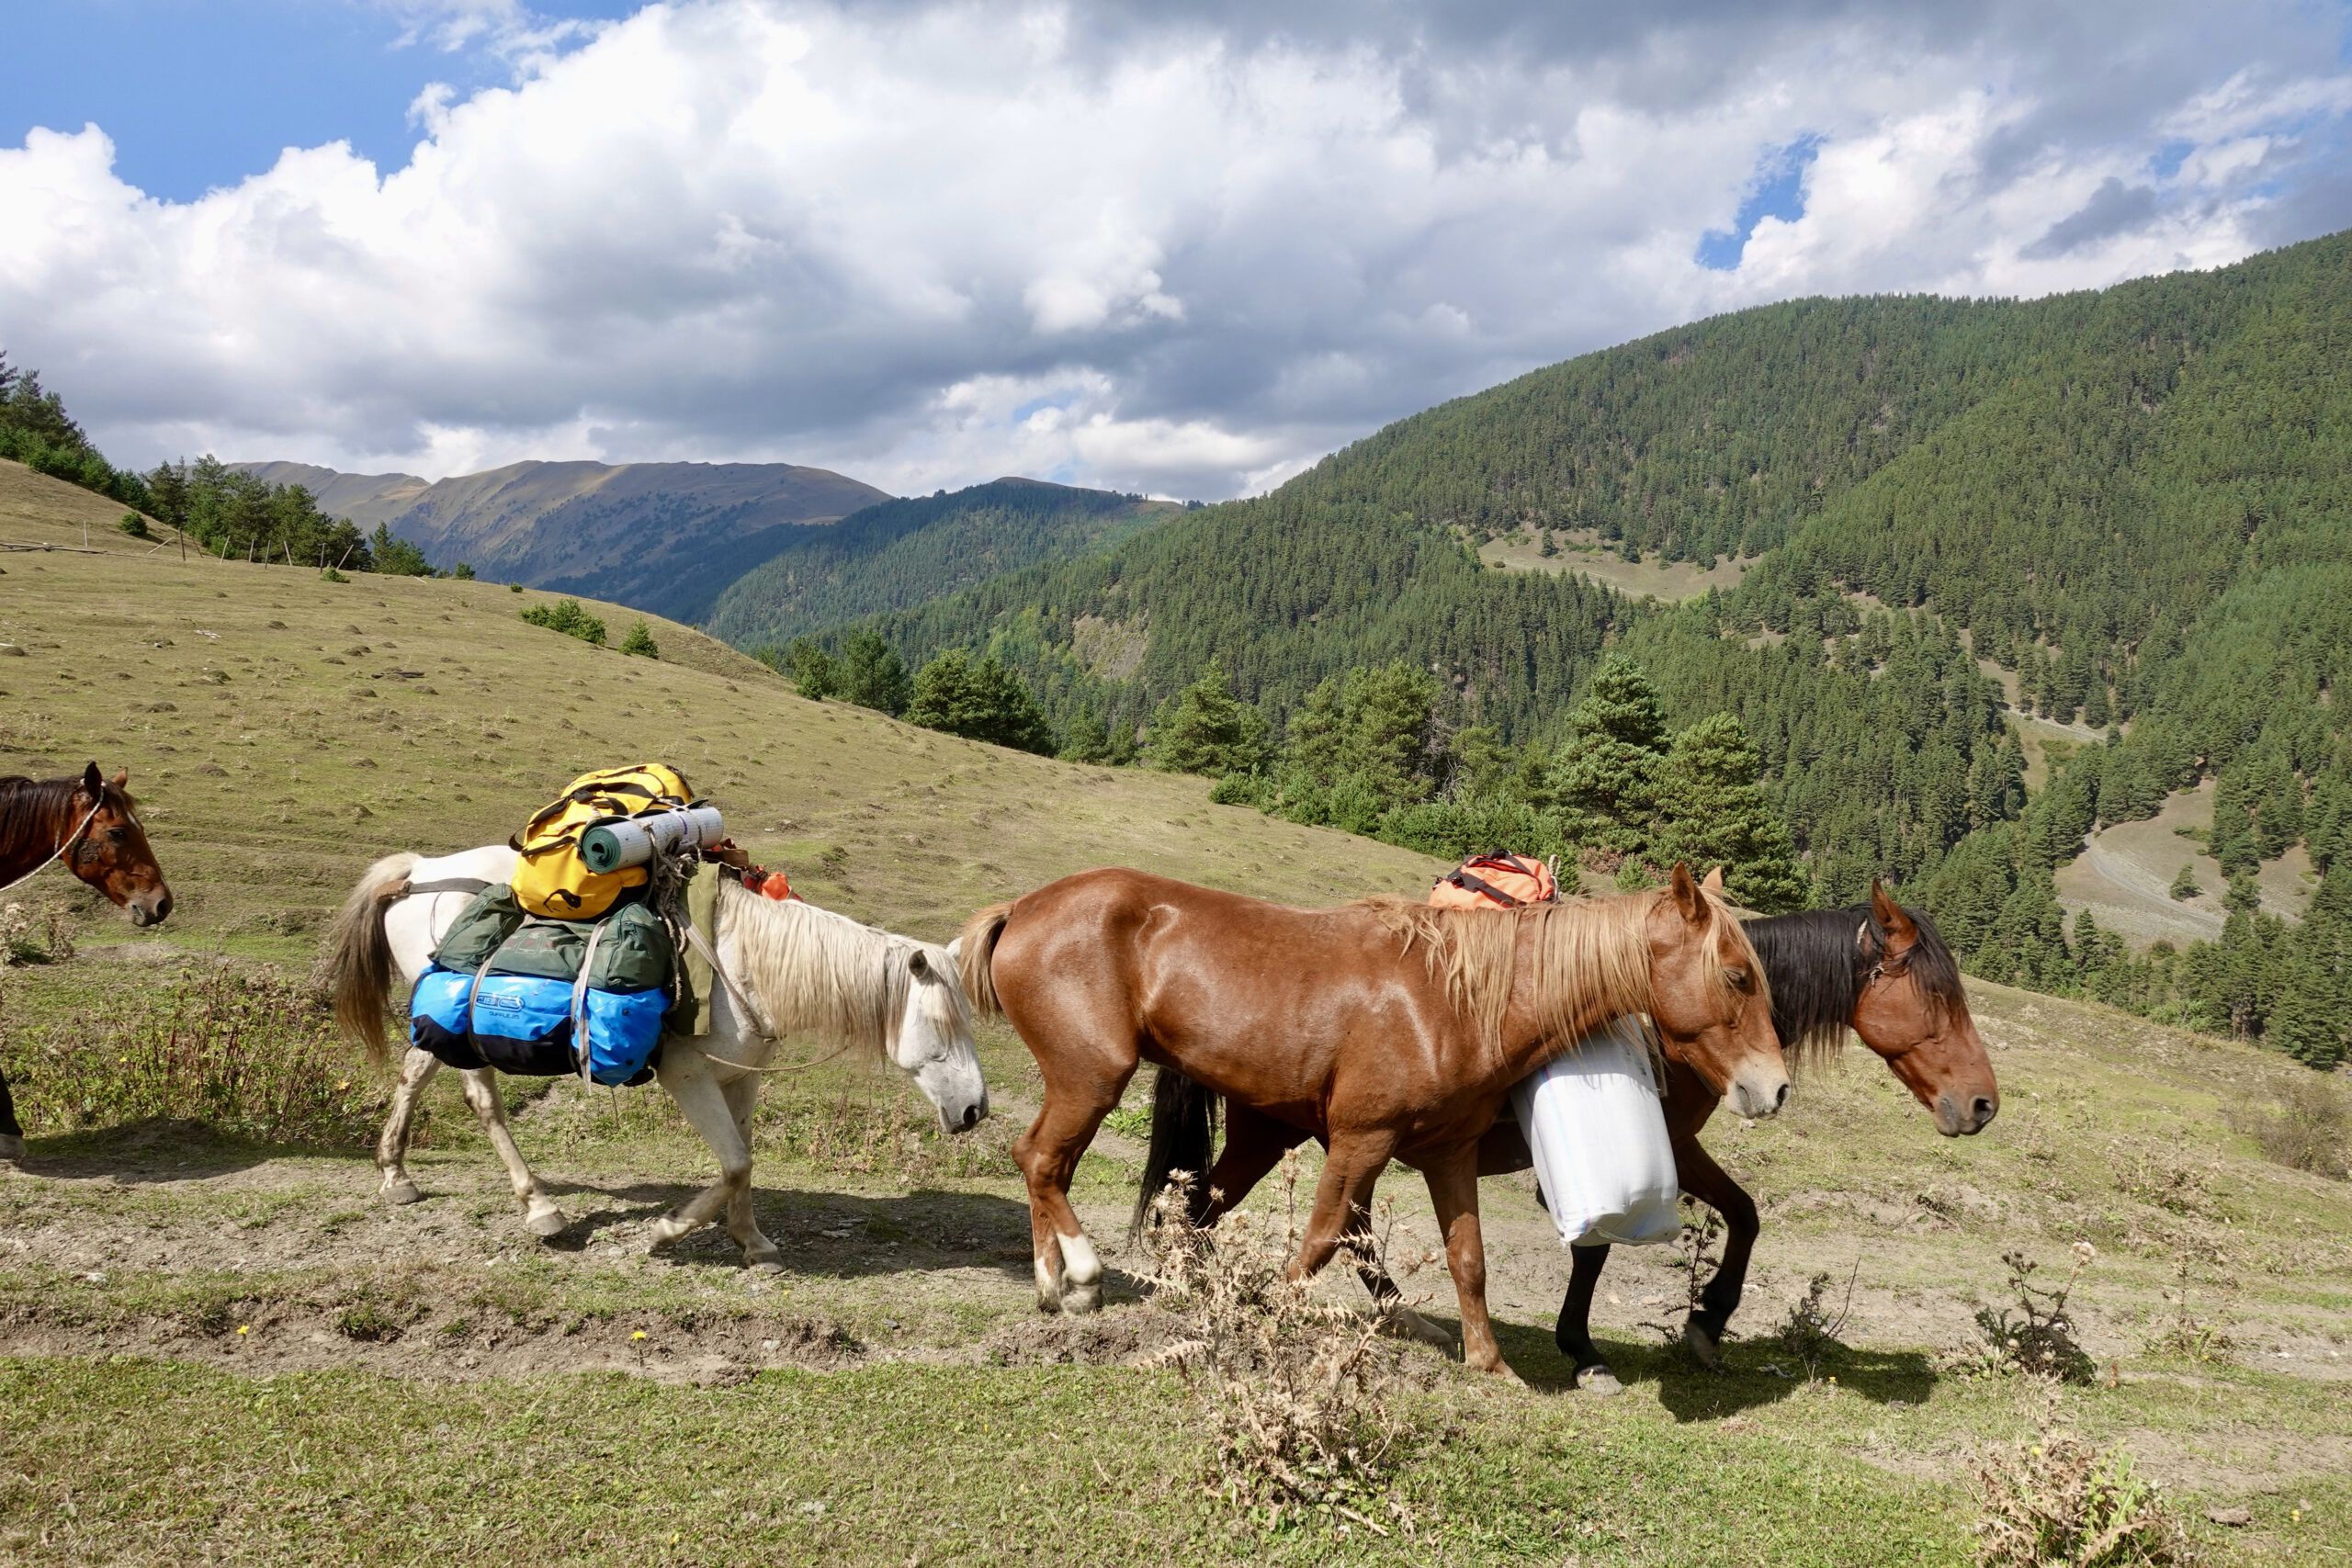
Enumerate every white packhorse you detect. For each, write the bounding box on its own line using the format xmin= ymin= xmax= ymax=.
xmin=327 ymin=845 xmax=989 ymax=1268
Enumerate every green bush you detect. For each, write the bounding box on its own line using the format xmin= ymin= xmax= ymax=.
xmin=0 ymin=966 xmax=386 ymax=1146
xmin=521 ymin=597 xmax=606 ymax=646
xmin=619 ymin=620 xmax=660 ymax=659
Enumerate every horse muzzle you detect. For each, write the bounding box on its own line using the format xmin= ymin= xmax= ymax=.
xmin=126 ymin=887 xmax=173 ymax=927
xmin=1726 ymin=1066 xmax=1791 ymax=1121
xmin=940 ymin=1089 xmax=990 ymax=1135
xmin=1934 ymin=1091 xmax=1998 ymax=1136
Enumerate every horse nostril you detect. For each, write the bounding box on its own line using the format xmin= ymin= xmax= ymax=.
xmin=1772 ymin=1081 xmax=1790 ymax=1111
xmin=962 ymin=1104 xmax=978 ymax=1129
xmin=1970 ymin=1095 xmax=1997 ymax=1130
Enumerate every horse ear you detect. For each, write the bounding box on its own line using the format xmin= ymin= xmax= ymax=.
xmin=908 ymin=948 xmax=931 ymax=977
xmin=1871 ymin=880 xmax=1917 ymax=950
xmin=945 ymin=936 xmax=962 ymax=968
xmin=79 ymin=761 xmax=104 ymax=800
xmin=1701 ymin=865 xmax=1724 ymax=894
xmin=1668 ymin=862 xmax=1708 ymax=923
xmin=109 ymin=769 xmax=130 ymax=791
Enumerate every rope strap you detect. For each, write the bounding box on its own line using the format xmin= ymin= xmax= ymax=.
xmin=673 ymin=923 xmax=859 ymax=1077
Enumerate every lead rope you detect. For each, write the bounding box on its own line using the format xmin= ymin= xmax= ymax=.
xmin=0 ymin=798 xmax=102 ymax=899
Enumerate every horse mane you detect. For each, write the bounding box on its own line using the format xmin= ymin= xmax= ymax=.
xmin=1743 ymin=898 xmax=1965 ymax=1073
xmin=1360 ymin=889 xmax=1723 ymax=1067
xmin=0 ymin=773 xmax=138 ymax=859
xmin=715 ymin=880 xmax=964 ymax=1056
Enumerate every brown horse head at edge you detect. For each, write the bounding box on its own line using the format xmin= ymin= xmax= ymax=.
xmin=0 ymin=763 xmax=173 ymax=927
xmin=1701 ymin=864 xmax=1996 ymax=1136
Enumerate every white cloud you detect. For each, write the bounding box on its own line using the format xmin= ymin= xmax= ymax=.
xmin=1 ymin=0 xmax=2346 ymax=500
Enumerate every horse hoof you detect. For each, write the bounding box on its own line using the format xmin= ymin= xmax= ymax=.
xmin=1683 ymin=1321 xmax=1723 ymax=1371
xmin=0 ymin=1135 xmax=23 ymax=1165
xmin=747 ymin=1258 xmax=785 ymax=1275
xmin=524 ymin=1207 xmax=568 ymax=1238
xmin=380 ymin=1178 xmax=423 ymax=1206
xmin=1575 ymin=1365 xmax=1624 ymax=1396
xmin=648 ymin=1217 xmax=692 ymax=1252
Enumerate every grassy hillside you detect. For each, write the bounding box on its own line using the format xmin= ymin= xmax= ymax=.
xmin=236 ymin=457 xmax=892 ymax=626
xmin=706 ymin=478 xmax=1177 ymax=653
xmin=0 ymin=457 xmax=1435 ymax=962
xmin=0 ymin=457 xmax=2346 ymax=1564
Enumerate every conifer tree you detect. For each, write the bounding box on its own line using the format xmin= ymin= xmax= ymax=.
xmin=1652 ymin=712 xmax=1808 ymax=912
xmin=1553 ymin=654 xmax=1668 ymax=853
xmin=1144 ymin=658 xmax=1269 ymax=777
xmin=2168 ymin=863 xmax=2200 ymax=900
xmin=839 ymin=628 xmax=912 ymax=716
xmin=904 ymin=649 xmax=1056 ymax=755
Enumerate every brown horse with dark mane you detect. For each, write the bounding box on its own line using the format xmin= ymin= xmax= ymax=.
xmin=0 ymin=764 xmax=173 ymax=1159
xmin=1143 ymin=874 xmax=1996 ymax=1390
xmin=957 ymin=863 xmax=1786 ymax=1382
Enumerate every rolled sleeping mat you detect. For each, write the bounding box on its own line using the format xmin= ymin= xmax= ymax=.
xmin=580 ymin=805 xmax=726 ymax=874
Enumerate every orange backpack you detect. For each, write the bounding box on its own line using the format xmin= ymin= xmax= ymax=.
xmin=1429 ymin=852 xmax=1559 ymax=910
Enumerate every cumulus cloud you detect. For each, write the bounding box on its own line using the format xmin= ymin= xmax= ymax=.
xmin=1 ymin=0 xmax=2347 ymax=499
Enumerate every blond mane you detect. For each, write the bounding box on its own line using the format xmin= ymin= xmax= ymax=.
xmin=1360 ymin=886 xmax=1768 ymax=1067
xmin=717 ymin=880 xmax=966 ymax=1056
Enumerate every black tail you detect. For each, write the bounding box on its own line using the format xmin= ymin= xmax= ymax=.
xmin=1131 ymin=1066 xmax=1220 ymax=1240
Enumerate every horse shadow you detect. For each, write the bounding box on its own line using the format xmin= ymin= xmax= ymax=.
xmin=538 ymin=1180 xmax=1053 ymax=1285
xmin=1482 ymin=1317 xmax=1940 ymax=1416
xmin=6 ymin=1119 xmax=360 ymax=1184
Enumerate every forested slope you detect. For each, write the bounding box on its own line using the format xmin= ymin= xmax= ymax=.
xmin=821 ymin=229 xmax=2352 ymax=1062
xmin=704 ymin=479 xmax=1173 ymax=650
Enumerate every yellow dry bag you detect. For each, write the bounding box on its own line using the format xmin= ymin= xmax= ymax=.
xmin=510 ymin=763 xmax=695 ymax=919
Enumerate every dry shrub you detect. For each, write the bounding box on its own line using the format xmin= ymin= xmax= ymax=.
xmin=1776 ymin=1263 xmax=1859 ymax=1382
xmin=2225 ymin=1075 xmax=2350 ymax=1179
xmin=1139 ymin=1155 xmax=1430 ymax=1534
xmin=1972 ymin=1392 xmax=2199 ymax=1567
xmin=0 ymin=965 xmax=383 ymax=1146
xmin=0 ymin=899 xmax=74 ymax=966
xmin=2143 ymin=1258 xmax=2235 ymax=1364
xmin=1943 ymin=1244 xmax=2100 ymax=1385
xmin=2109 ymin=1145 xmax=2221 ymax=1217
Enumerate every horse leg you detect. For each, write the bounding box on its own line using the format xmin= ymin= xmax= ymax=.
xmin=374 ymin=1046 xmax=441 ymax=1205
xmin=1012 ymin=1075 xmax=1128 ymax=1315
xmin=1287 ymin=1127 xmax=1399 ymax=1281
xmin=1555 ymin=1242 xmax=1623 ymax=1393
xmin=455 ymin=1068 xmax=567 ymax=1238
xmin=0 ymin=1066 xmax=23 ymax=1163
xmin=718 ymin=1070 xmax=781 ymax=1269
xmin=1673 ymin=1133 xmax=1758 ymax=1370
xmin=646 ymin=1055 xmax=773 ymax=1268
xmin=1419 ymin=1141 xmax=1521 ymax=1382
xmin=1196 ymin=1102 xmax=1305 ymax=1225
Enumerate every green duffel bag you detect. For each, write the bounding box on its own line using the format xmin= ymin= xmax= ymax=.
xmin=584 ymin=900 xmax=673 ymax=995
xmin=431 ymin=885 xmax=525 ymax=972
xmin=487 ymin=917 xmax=588 ymax=982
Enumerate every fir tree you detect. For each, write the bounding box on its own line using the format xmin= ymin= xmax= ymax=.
xmin=1144 ymin=658 xmax=1270 ymax=777
xmin=904 ymin=649 xmax=1056 ymax=755
xmin=1651 ymin=712 xmax=1809 ymax=912
xmin=2168 ymin=863 xmax=2200 ymax=900
xmin=839 ymin=628 xmax=911 ymax=716
xmin=786 ymin=637 xmax=839 ymax=701
xmin=1553 ymin=654 xmax=1668 ymax=852
xmin=619 ymin=620 xmax=660 ymax=659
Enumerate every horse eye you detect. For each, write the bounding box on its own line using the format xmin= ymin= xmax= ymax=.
xmin=107 ymin=828 xmax=130 ymax=844
xmin=1724 ymin=967 xmax=1749 ymax=988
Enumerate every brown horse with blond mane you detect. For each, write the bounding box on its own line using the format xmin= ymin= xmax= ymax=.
xmin=0 ymin=764 xmax=173 ymax=1159
xmin=1152 ymin=871 xmax=1998 ymax=1391
xmin=956 ymin=862 xmax=1786 ymax=1382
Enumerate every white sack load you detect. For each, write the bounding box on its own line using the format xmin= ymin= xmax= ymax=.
xmin=1510 ymin=1017 xmax=1681 ymax=1247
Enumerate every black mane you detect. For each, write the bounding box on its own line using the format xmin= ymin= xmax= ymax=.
xmin=1745 ymin=899 xmax=1965 ymax=1069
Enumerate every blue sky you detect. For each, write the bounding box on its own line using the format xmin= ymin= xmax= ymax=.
xmin=4 ymin=1 xmax=2349 ymax=498
xmin=2 ymin=2 xmax=632 ymax=199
